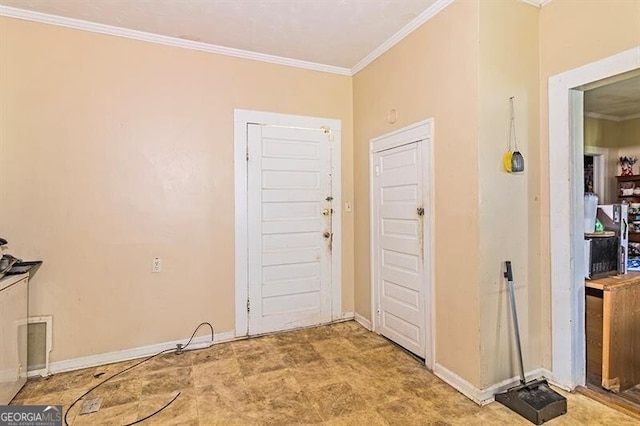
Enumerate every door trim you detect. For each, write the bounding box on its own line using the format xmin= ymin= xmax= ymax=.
xmin=583 ymin=146 xmax=608 ymax=203
xmin=549 ymin=46 xmax=640 ymax=389
xmin=369 ymin=118 xmax=435 ymax=368
xmin=234 ymin=109 xmax=342 ymax=337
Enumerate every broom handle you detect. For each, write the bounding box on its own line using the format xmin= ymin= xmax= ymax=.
xmin=505 ymin=261 xmax=526 ymax=385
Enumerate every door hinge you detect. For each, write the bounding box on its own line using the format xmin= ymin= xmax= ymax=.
xmin=375 ymin=165 xmax=380 ymax=176
xmin=247 ymin=297 xmax=250 ymax=313
xmin=246 ymin=151 xmax=249 ymax=161
xmin=417 ymin=207 xmax=425 ymax=216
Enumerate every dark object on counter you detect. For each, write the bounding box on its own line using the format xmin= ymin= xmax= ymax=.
xmin=6 ymin=260 xmax=43 ymax=279
xmin=0 ymin=237 xmax=7 ymax=246
xmin=495 ymin=261 xmax=567 ymax=424
xmin=0 ymin=254 xmax=20 ymax=279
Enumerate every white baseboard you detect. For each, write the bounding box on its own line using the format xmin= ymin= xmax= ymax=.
xmin=434 ymin=363 xmax=548 ymax=405
xmin=44 ymin=314 xmax=360 ymax=377
xmin=354 ymin=312 xmax=372 ymax=330
xmin=340 ymin=311 xmax=355 ymax=321
xmin=539 ymin=368 xmax=572 ymax=392
xmin=47 ymin=330 xmax=236 ymax=375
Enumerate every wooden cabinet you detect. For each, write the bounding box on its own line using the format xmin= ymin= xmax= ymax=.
xmin=0 ymin=274 xmax=28 ymax=404
xmin=586 ymin=273 xmax=640 ymax=393
xmin=617 ymin=175 xmax=640 ymax=243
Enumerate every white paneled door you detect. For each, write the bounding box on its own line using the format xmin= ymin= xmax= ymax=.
xmin=373 ymin=141 xmax=427 ymax=358
xmin=247 ymin=124 xmax=333 ymax=335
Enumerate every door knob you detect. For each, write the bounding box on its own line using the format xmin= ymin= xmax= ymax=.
xmin=323 ymin=232 xmax=331 ymax=239
xmin=322 ymin=209 xmax=331 ymax=216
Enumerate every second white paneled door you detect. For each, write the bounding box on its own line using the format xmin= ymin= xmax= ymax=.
xmin=247 ymin=124 xmax=333 ymax=335
xmin=372 ymin=138 xmax=429 ymax=360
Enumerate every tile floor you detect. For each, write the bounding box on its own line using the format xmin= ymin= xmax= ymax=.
xmin=10 ymin=321 xmax=639 ymax=425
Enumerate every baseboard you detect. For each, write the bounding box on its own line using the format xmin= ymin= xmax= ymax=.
xmin=47 ymin=330 xmax=236 ymax=375
xmin=340 ymin=311 xmax=355 ymax=321
xmin=540 ymin=368 xmax=573 ymax=392
xmin=354 ymin=312 xmax=372 ymax=330
xmin=434 ymin=363 xmax=547 ymax=405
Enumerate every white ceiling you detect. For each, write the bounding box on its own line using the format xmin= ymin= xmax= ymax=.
xmin=584 ymin=75 xmax=640 ymax=120
xmin=0 ymin=0 xmax=442 ymax=70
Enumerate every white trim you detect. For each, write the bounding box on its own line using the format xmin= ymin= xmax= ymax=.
xmin=48 ymin=330 xmax=235 ymax=375
xmin=549 ymin=46 xmax=640 ymax=390
xmin=434 ymin=363 xmax=548 ymax=405
xmin=583 ymin=146 xmax=609 ymax=203
xmin=354 ymin=313 xmax=372 ymax=330
xmin=351 ymin=0 xmax=453 ymax=75
xmin=584 ymin=112 xmax=640 ymax=122
xmin=0 ymin=5 xmax=350 ymax=76
xmin=340 ymin=311 xmax=355 ymax=321
xmin=519 ymin=0 xmax=553 ymax=7
xmin=369 ymin=118 xmax=435 ymax=368
xmin=583 ymin=112 xmax=622 ymax=122
xmin=233 ymin=109 xmax=343 ymax=337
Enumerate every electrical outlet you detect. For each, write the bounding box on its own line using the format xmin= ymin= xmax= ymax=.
xmin=152 ymin=257 xmax=161 ymax=273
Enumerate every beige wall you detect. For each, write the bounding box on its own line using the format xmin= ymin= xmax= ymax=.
xmin=0 ymin=17 xmax=354 ymax=362
xmin=353 ymin=0 xmax=482 ymax=386
xmin=621 ymin=117 xmax=640 ymax=146
xmin=539 ymin=0 xmax=640 ymax=368
xmin=584 ymin=117 xmax=622 ymax=148
xmin=478 ymin=0 xmax=539 ymax=388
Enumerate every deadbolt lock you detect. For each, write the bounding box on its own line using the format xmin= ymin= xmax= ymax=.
xmin=417 ymin=207 xmax=425 ymax=216
xmin=323 ymin=231 xmax=332 ymax=239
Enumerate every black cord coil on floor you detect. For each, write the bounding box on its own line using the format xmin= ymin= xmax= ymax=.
xmin=63 ymin=322 xmax=215 ymax=426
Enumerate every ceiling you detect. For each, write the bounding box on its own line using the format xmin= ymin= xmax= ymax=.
xmin=584 ymin=75 xmax=640 ymax=120
xmin=1 ymin=1 xmax=633 ymax=118
xmin=0 ymin=0 xmax=442 ymax=70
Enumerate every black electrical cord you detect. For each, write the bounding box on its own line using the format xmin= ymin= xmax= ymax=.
xmin=123 ymin=392 xmax=181 ymax=426
xmin=63 ymin=322 xmax=214 ymax=426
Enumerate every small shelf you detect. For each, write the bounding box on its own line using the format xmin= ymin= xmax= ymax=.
xmin=616 ymin=174 xmax=640 ymax=182
xmin=617 ymin=176 xmax=640 ymax=244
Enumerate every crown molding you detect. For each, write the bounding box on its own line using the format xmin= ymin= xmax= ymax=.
xmin=0 ymin=5 xmax=352 ymax=76
xmin=584 ymin=112 xmax=622 ymax=121
xmin=622 ymin=112 xmax=640 ymax=121
xmin=520 ymin=0 xmax=554 ymax=7
xmin=351 ymin=0 xmax=454 ymax=75
xmin=585 ymin=111 xmax=640 ymax=122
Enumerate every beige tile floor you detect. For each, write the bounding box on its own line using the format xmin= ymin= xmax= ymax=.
xmin=10 ymin=321 xmax=639 ymax=425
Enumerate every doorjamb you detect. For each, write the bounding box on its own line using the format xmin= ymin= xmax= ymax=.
xmin=583 ymin=146 xmax=609 ymax=203
xmin=369 ymin=118 xmax=435 ymax=368
xmin=549 ymin=47 xmax=640 ymax=389
xmin=233 ymin=109 xmax=342 ymax=337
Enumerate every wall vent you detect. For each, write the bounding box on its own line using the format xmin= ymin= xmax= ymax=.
xmin=26 ymin=316 xmax=52 ymax=378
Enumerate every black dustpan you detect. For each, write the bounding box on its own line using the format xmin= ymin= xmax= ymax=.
xmin=495 ymin=261 xmax=567 ymax=425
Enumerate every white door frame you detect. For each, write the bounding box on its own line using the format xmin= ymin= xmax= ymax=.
xmin=549 ymin=46 xmax=640 ymax=389
xmin=369 ymin=118 xmax=435 ymax=368
xmin=583 ymin=146 xmax=609 ymax=203
xmin=233 ymin=109 xmax=342 ymax=337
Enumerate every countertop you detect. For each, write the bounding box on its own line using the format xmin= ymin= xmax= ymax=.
xmin=0 ymin=273 xmax=28 ymax=292
xmin=585 ymin=272 xmax=640 ymax=291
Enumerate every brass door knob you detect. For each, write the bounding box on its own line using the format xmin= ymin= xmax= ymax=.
xmin=322 ymin=209 xmax=330 ymax=216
